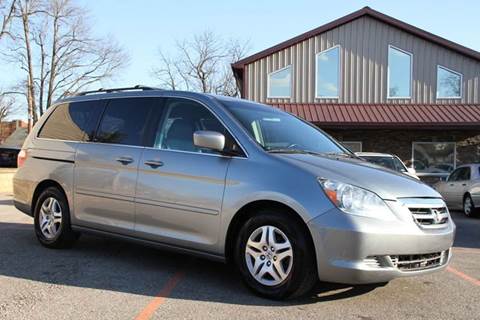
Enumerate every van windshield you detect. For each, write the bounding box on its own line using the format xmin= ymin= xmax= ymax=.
xmin=219 ymin=98 xmax=347 ymax=155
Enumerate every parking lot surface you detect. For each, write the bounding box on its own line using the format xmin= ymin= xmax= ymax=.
xmin=0 ymin=193 xmax=479 ymax=320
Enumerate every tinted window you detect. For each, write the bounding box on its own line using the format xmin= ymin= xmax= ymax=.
xmin=38 ymin=101 xmax=102 ymax=141
xmin=95 ymin=98 xmax=155 ymax=146
xmin=448 ymin=167 xmax=469 ymax=181
xmin=154 ymin=98 xmax=239 ymax=154
xmin=220 ymin=98 xmax=346 ymax=154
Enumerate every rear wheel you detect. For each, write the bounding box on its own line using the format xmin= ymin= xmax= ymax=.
xmin=235 ymin=209 xmax=317 ymax=300
xmin=34 ymin=187 xmax=79 ymax=248
xmin=463 ymin=195 xmax=477 ymax=217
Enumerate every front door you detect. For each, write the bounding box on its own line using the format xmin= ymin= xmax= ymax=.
xmin=74 ymin=97 xmax=157 ymax=235
xmin=135 ymin=97 xmax=240 ymax=252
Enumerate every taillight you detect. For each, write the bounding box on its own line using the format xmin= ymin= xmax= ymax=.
xmin=17 ymin=149 xmax=28 ymax=168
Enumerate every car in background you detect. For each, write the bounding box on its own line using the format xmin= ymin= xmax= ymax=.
xmin=355 ymin=152 xmax=419 ymax=180
xmin=0 ymin=146 xmax=20 ymax=167
xmin=433 ymin=164 xmax=480 ymax=217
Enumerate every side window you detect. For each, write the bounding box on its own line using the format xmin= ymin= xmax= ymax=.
xmin=95 ymin=98 xmax=155 ymax=146
xmin=154 ymin=98 xmax=239 ymax=155
xmin=448 ymin=168 xmax=466 ymax=182
xmin=461 ymin=167 xmax=471 ymax=181
xmin=38 ymin=101 xmax=103 ymax=141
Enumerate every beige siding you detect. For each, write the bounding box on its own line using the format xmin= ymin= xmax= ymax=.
xmin=245 ymin=16 xmax=480 ymax=104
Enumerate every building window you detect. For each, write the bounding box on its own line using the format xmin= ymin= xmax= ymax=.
xmin=388 ymin=45 xmax=412 ymax=98
xmin=315 ymin=46 xmax=340 ymax=98
xmin=341 ymin=141 xmax=362 ymax=152
xmin=437 ymin=66 xmax=462 ymax=99
xmin=412 ymin=142 xmax=456 ymax=176
xmin=267 ymin=66 xmax=292 ymax=98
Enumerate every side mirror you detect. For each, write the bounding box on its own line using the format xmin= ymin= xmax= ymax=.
xmin=193 ymin=131 xmax=225 ymax=152
xmin=407 ymin=167 xmax=416 ymax=175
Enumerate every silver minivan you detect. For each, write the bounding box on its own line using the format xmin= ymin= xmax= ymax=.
xmin=13 ymin=87 xmax=455 ymax=299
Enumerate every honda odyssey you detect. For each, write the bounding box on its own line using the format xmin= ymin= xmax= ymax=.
xmin=13 ymin=86 xmax=455 ymax=299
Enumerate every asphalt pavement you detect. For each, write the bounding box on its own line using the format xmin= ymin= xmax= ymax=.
xmin=0 ymin=193 xmax=479 ymax=320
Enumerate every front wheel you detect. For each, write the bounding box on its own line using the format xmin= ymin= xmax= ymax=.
xmin=463 ymin=195 xmax=477 ymax=217
xmin=235 ymin=210 xmax=317 ymax=300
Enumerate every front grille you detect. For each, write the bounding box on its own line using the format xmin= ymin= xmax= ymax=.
xmin=390 ymin=250 xmax=448 ymax=271
xmin=364 ymin=250 xmax=449 ymax=271
xmin=409 ymin=207 xmax=449 ymax=228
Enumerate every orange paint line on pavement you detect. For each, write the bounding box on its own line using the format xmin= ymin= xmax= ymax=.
xmin=134 ymin=271 xmax=185 ymax=320
xmin=447 ymin=266 xmax=480 ymax=286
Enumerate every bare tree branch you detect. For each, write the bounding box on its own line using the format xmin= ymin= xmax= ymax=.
xmin=0 ymin=0 xmax=16 ymax=40
xmin=6 ymin=0 xmax=129 ymax=128
xmin=152 ymin=31 xmax=249 ymax=96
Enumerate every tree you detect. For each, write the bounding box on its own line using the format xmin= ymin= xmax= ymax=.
xmin=152 ymin=31 xmax=249 ymax=97
xmin=5 ymin=0 xmax=128 ymax=131
xmin=0 ymin=93 xmax=15 ymax=123
xmin=0 ymin=0 xmax=16 ymax=40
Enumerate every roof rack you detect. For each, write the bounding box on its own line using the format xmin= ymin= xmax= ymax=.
xmin=74 ymin=85 xmax=161 ymax=96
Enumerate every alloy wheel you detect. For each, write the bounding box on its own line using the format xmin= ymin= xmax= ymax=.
xmin=245 ymin=225 xmax=293 ymax=286
xmin=464 ymin=197 xmax=473 ymax=216
xmin=39 ymin=197 xmax=63 ymax=239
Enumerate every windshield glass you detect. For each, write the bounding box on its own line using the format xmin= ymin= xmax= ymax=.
xmin=219 ymin=98 xmax=347 ymax=154
xmin=362 ymin=156 xmax=407 ymax=173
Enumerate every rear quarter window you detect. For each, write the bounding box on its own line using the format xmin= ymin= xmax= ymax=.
xmin=38 ymin=101 xmax=103 ymax=141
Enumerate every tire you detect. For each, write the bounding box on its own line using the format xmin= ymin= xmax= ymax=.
xmin=34 ymin=186 xmax=79 ymax=249
xmin=463 ymin=195 xmax=477 ymax=218
xmin=234 ymin=209 xmax=317 ymax=300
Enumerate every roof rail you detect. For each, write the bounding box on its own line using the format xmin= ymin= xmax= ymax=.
xmin=73 ymin=85 xmax=161 ymax=96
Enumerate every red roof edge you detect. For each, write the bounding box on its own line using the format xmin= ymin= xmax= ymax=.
xmin=231 ymin=6 xmax=480 ymax=71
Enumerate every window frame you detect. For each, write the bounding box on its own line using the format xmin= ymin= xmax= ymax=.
xmin=436 ymin=65 xmax=463 ymax=99
xmin=411 ymin=141 xmax=456 ymax=177
xmin=387 ymin=45 xmax=413 ymax=99
xmin=148 ymin=96 xmax=248 ymax=159
xmin=315 ymin=45 xmax=341 ymax=99
xmin=267 ymin=65 xmax=292 ymax=99
xmin=341 ymin=141 xmax=362 ymax=152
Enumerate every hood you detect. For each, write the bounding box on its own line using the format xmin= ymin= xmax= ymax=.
xmin=275 ymin=153 xmax=440 ymax=200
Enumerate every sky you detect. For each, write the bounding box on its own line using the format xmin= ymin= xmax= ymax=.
xmin=2 ymin=0 xmax=480 ymax=119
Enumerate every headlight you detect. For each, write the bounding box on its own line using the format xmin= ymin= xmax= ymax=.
xmin=318 ymin=178 xmax=396 ymax=221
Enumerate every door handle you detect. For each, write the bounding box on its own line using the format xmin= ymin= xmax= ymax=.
xmin=449 ymin=183 xmax=454 ymax=186
xmin=116 ymin=156 xmax=134 ymax=165
xmin=144 ymin=160 xmax=164 ymax=168
xmin=462 ymin=183 xmax=467 ymax=186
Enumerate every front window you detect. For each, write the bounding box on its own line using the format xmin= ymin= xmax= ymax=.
xmin=437 ymin=66 xmax=462 ymax=98
xmin=220 ymin=99 xmax=347 ymax=155
xmin=267 ymin=66 xmax=292 ymax=98
xmin=154 ymin=98 xmax=239 ymax=155
xmin=388 ymin=46 xmax=412 ymax=98
xmin=412 ymin=142 xmax=456 ymax=176
xmin=316 ymin=46 xmax=340 ymax=98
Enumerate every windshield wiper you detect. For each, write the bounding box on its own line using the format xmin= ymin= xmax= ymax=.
xmin=266 ymin=148 xmax=328 ymax=157
xmin=323 ymin=151 xmax=360 ymax=159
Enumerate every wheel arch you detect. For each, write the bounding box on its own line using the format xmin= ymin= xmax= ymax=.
xmin=31 ymin=179 xmax=68 ymax=213
xmin=224 ymin=200 xmax=316 ymax=264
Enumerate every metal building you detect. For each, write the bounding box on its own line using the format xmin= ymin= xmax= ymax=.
xmin=232 ymin=6 xmax=480 ymax=183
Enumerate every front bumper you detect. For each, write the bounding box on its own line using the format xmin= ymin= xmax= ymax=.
xmin=307 ymin=207 xmax=456 ymax=284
